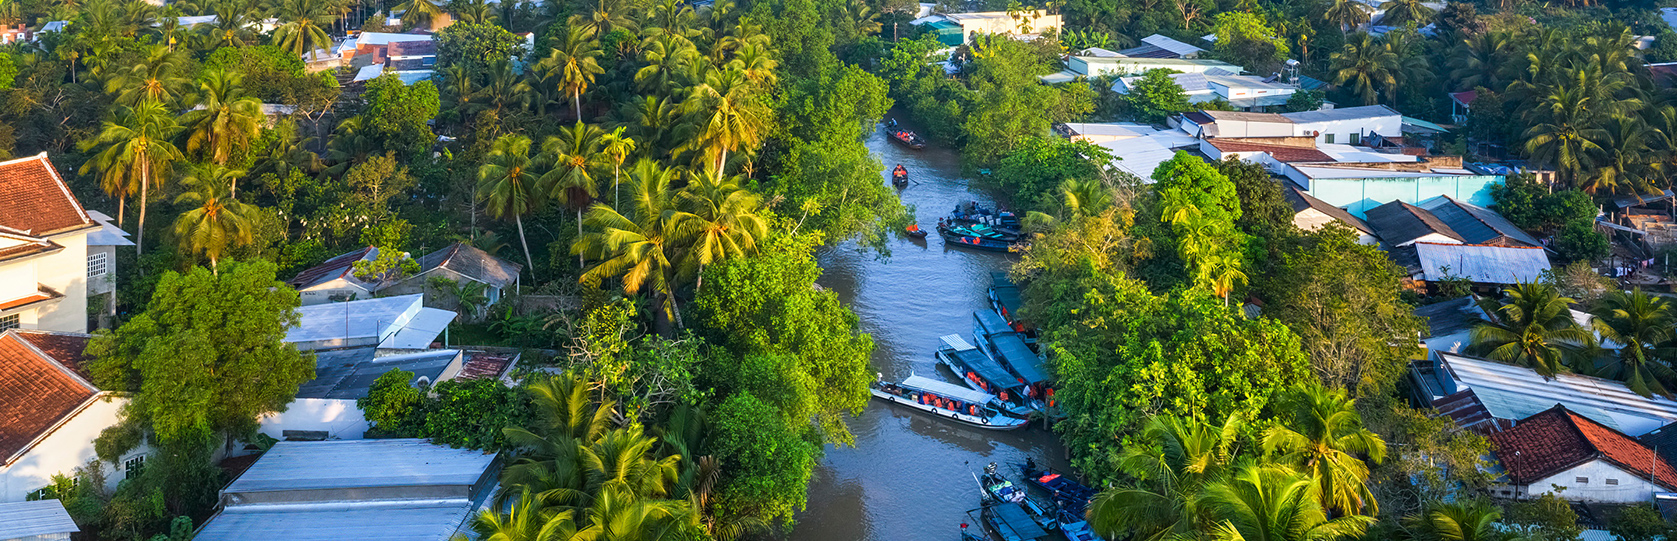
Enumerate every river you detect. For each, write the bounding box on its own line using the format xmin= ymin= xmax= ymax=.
xmin=794 ymin=125 xmax=1073 ymax=540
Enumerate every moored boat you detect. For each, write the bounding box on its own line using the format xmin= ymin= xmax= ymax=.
xmin=979 ymin=463 xmax=1058 ymax=532
xmin=892 ymin=170 xmax=909 ymax=188
xmin=941 ymin=221 xmax=1019 ymax=242
xmin=870 ymin=374 xmax=1028 ymax=430
xmin=973 ymin=311 xmax=1058 ymax=419
xmin=980 ymin=502 xmax=1051 ymax=541
xmin=938 ymin=224 xmax=1020 ymax=253
xmin=905 ymin=224 xmax=928 ymax=239
xmin=889 ymin=129 xmax=927 ymax=149
xmin=935 ymin=334 xmax=1034 ymax=418
xmin=1019 ymin=460 xmax=1100 ymax=539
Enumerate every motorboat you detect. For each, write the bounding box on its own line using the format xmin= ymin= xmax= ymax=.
xmin=870 ymin=374 xmax=1028 ymax=430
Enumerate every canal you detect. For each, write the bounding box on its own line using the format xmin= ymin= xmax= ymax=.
xmin=794 ymin=124 xmax=1073 ymax=540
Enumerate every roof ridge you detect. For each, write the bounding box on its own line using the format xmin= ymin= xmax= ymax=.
xmin=0 ymin=330 xmax=96 ymax=392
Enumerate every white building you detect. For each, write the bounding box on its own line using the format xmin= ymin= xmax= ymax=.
xmin=257 ymin=348 xmax=465 ymax=441
xmin=0 ymin=330 xmax=149 ymax=503
xmin=0 ymin=500 xmax=79 ymax=540
xmin=0 ymin=153 xmax=128 ymax=334
xmin=1282 ymin=183 xmax=1379 ymax=244
xmin=1281 ymin=105 xmax=1403 ymax=146
xmin=285 ymin=294 xmax=455 ymax=351
xmin=1488 ymin=405 xmax=1677 ymax=503
xmin=1054 ymin=56 xmax=1244 ymax=82
xmin=1116 ymin=70 xmax=1298 ymax=110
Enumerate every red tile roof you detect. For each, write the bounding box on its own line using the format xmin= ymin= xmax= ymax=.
xmin=0 ymin=286 xmax=63 ymax=311
xmin=1206 ymin=139 xmax=1334 ymax=162
xmin=1490 ymin=405 xmax=1677 ymax=488
xmin=13 ymin=330 xmax=92 ymax=378
xmin=0 ymin=330 xmax=98 ymax=463
xmin=1450 ymin=90 xmax=1478 ymax=107
xmin=0 ymin=154 xmax=93 ymax=236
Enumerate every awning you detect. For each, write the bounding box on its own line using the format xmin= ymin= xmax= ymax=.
xmin=900 ymin=375 xmax=996 ymax=404
xmin=380 ymin=307 xmax=455 ymax=349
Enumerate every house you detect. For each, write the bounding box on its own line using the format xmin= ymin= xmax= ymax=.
xmin=1052 ymin=122 xmax=1157 ymax=144
xmin=1047 ymin=56 xmax=1244 ymax=83
xmin=1416 ymin=196 xmax=1541 ymax=247
xmin=1199 ymin=138 xmax=1333 ymax=174
xmin=286 ymin=246 xmax=396 ymax=305
xmin=1280 ymin=159 xmax=1504 ymax=217
xmin=378 ymin=242 xmax=522 ymax=316
xmin=1115 ymin=71 xmax=1298 ymax=110
xmin=1411 ymin=352 xmax=1677 ymax=437
xmin=1280 ymin=105 xmax=1402 ymax=146
xmin=1365 ymin=201 xmax=1466 ymax=247
xmin=912 ymin=10 xmax=1062 ymax=45
xmin=1283 ymin=183 xmax=1378 ymax=244
xmin=1179 ymin=111 xmax=1294 ymax=138
xmin=0 ymin=499 xmax=79 ymax=540
xmin=195 ymin=439 xmax=498 ymax=541
xmin=0 ymin=330 xmax=150 ymax=502
xmin=1386 ymin=242 xmax=1550 ymax=287
xmin=1449 ymin=90 xmax=1477 ymax=124
xmin=257 ymin=348 xmax=459 ymax=441
xmin=284 ymin=294 xmax=455 ymax=352
xmin=386 ymin=39 xmax=437 ymax=70
xmin=0 ymin=25 xmax=32 ymax=44
xmin=336 ymin=32 xmax=434 ymax=67
xmin=1116 ymin=34 xmax=1205 ymax=59
xmin=1488 ymin=405 xmax=1677 ymax=502
xmin=0 ymin=153 xmax=126 ymax=334
xmin=1414 ymin=296 xmax=1594 ymax=358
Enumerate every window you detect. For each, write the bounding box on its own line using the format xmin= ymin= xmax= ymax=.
xmin=125 ymin=455 xmax=146 ymax=480
xmin=26 ymin=486 xmax=51 ymax=501
xmin=1324 ymin=133 xmax=1335 ymax=144
xmin=1349 ymin=133 xmax=1361 ymax=145
xmin=0 ymin=314 xmax=17 ymax=331
xmin=87 ymin=252 xmax=109 ymax=277
xmin=1607 ymin=479 xmax=1620 ymax=485
xmin=1575 ymin=476 xmax=1589 ymax=484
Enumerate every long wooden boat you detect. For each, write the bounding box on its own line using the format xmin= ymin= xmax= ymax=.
xmin=939 ymin=224 xmax=1020 ymax=253
xmin=892 ymin=170 xmax=909 ymax=188
xmin=973 ymin=312 xmax=1056 ymax=420
xmin=1018 ymin=460 xmax=1100 ymax=540
xmin=934 ymin=334 xmax=1034 ymax=417
xmin=889 ymin=129 xmax=927 ymax=149
xmin=870 ymin=375 xmax=1028 ymax=430
xmin=981 ymin=502 xmax=1051 ymax=541
xmin=979 ymin=463 xmax=1058 ymax=532
xmin=944 ymin=222 xmax=1019 ymax=242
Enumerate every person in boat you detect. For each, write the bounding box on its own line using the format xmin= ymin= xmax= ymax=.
xmin=893 ymin=164 xmax=907 ymax=176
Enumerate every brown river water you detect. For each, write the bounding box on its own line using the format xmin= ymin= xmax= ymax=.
xmin=793 ymin=125 xmax=1074 ymax=540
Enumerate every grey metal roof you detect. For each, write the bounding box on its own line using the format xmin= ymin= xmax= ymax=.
xmin=1418 ymin=196 xmax=1541 ymax=247
xmin=417 ymin=242 xmax=521 ymax=288
xmin=0 ymin=500 xmax=78 ymax=539
xmin=899 ymin=375 xmax=998 ymax=405
xmin=287 ymin=295 xmax=454 ymax=350
xmin=939 ymin=334 xmax=1023 ymax=391
xmin=1413 ymin=243 xmax=1550 ymax=284
xmin=1280 ymin=104 xmax=1400 ymax=124
xmin=1139 ymin=33 xmax=1206 ymax=57
xmin=1440 ymin=352 xmax=1677 ymax=436
xmin=1612 ymin=189 xmax=1676 ymax=209
xmin=1283 ymin=182 xmax=1373 ymax=234
xmin=224 ymin=439 xmax=495 ymax=494
xmin=1364 ymin=200 xmax=1463 ymax=246
xmin=194 ymin=499 xmax=474 ymax=541
xmin=299 ymin=348 xmax=460 ymax=399
xmin=1203 ymin=110 xmax=1292 ymax=123
xmin=1414 ymin=297 xmax=1481 ymax=339
xmin=973 ymin=312 xmax=1049 ymax=384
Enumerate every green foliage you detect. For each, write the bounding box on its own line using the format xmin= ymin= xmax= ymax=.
xmin=550 ymin=299 xmax=708 ymax=422
xmin=1211 ymin=12 xmax=1291 ymax=74
xmin=0 ymin=51 xmax=16 ymax=90
xmin=1216 ymin=157 xmax=1292 ymax=234
xmin=1504 ymin=492 xmax=1584 ymax=541
xmin=1553 ymin=218 xmax=1609 ymax=262
xmin=1608 ymin=504 xmax=1675 ymax=541
xmin=202 ymin=45 xmax=306 ymax=102
xmin=1490 ymin=174 xmax=1596 ymax=232
xmin=994 ymin=136 xmax=1116 ymax=211
xmin=1283 ymin=90 xmax=1325 ymax=113
xmin=361 ymin=74 xmax=442 ymax=156
xmin=1122 ymin=69 xmax=1190 ymax=124
xmin=361 ymin=368 xmax=535 ymax=450
xmin=708 ymin=392 xmax=820 ymax=526
xmin=436 ymin=22 xmax=527 ymax=80
xmin=1154 ymin=151 xmax=1243 ymax=224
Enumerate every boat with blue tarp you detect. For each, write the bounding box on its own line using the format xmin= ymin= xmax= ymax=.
xmin=978 ymin=463 xmax=1058 ymax=533
xmin=935 ymin=334 xmax=1035 ymax=417
xmin=938 ymin=223 xmax=1021 ymax=252
xmin=869 ymin=374 xmax=1028 ymax=430
xmin=987 ymin=271 xmax=1035 ymax=349
xmin=979 ymin=503 xmax=1051 ymax=541
xmin=973 ymin=312 xmax=1050 ymax=383
xmin=1018 ymin=460 xmax=1102 ymax=540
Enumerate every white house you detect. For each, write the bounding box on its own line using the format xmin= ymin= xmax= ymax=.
xmin=288 ymin=243 xmax=521 ymax=311
xmin=285 ymin=246 xmax=394 ymax=305
xmin=1056 ymin=56 xmax=1243 ymax=81
xmin=0 ymin=330 xmax=150 ymax=503
xmin=1281 ymin=105 xmax=1403 ymax=146
xmin=256 ymin=348 xmax=463 ymax=441
xmin=1282 ymin=183 xmax=1379 ymax=244
xmin=0 ymin=153 xmax=127 ymax=334
xmin=1489 ymin=405 xmax=1677 ymax=503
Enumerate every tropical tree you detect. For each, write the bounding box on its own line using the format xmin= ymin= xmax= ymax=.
xmin=1196 ymin=462 xmax=1374 ymax=541
xmin=180 ymin=68 xmax=263 ymax=170
xmin=1262 ymin=384 xmax=1386 ymax=517
xmin=635 ymin=33 xmax=699 ymax=96
xmin=1447 ymin=31 xmax=1511 ymax=91
xmin=1323 ymin=0 xmax=1369 ymax=34
xmin=1379 ymin=0 xmax=1433 ymax=27
xmin=478 ymin=134 xmax=542 ymax=280
xmin=599 ymin=128 xmax=636 ymax=210
xmin=1592 ymin=290 xmax=1677 ymax=397
xmin=79 ymin=100 xmax=183 ymax=254
xmin=1522 ymin=75 xmax=1611 ymax=187
xmin=1060 ymin=177 xmax=1114 ymax=219
xmin=573 ymin=160 xmax=683 ymax=329
xmin=542 ymin=121 xmax=606 ymax=267
xmin=104 ymin=44 xmax=191 ymax=106
xmin=682 ymin=68 xmax=770 ymax=179
xmin=549 ymin=25 xmax=605 ymax=120
xmin=1087 ymin=414 xmax=1245 ymax=541
xmin=453 ymin=488 xmax=580 ymax=541
xmin=1470 ymin=282 xmax=1595 ymax=378
xmin=1329 ymin=33 xmax=1397 ymax=106
xmin=571 ymin=0 xmax=638 ymax=38
xmin=203 ymin=0 xmax=259 ymax=48
xmin=272 ymin=0 xmax=338 ymax=59
xmin=1583 ymin=116 xmax=1661 ymax=197
xmin=392 ymin=0 xmax=445 ymax=28
xmin=673 ymin=172 xmax=767 ymax=287
xmin=172 ymin=164 xmax=256 ymax=274
xmin=1404 ymin=500 xmax=1504 ymax=541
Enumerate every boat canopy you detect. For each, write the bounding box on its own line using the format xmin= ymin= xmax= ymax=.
xmin=974 ymin=313 xmax=1050 ymax=385
xmin=974 ymin=310 xmax=1014 ymax=336
xmin=900 ymin=375 xmax=999 ymax=405
xmin=992 ymin=503 xmax=1051 ymax=540
xmin=939 ymin=335 xmax=1024 ymax=391
xmin=990 ymin=271 xmax=1023 ymax=318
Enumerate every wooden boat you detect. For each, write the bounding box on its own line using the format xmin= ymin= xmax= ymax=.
xmin=944 ymin=222 xmax=1019 ymax=242
xmin=905 ymin=224 xmax=928 ymax=239
xmin=891 ymin=169 xmax=909 ymax=188
xmin=934 ymin=334 xmax=1034 ymax=417
xmin=973 ymin=311 xmax=1059 ymax=420
xmin=889 ymin=129 xmax=927 ymax=149
xmin=939 ymin=224 xmax=1019 ymax=253
xmin=870 ymin=374 xmax=1028 ymax=430
xmin=981 ymin=502 xmax=1052 ymax=541
xmin=979 ymin=463 xmax=1058 ymax=532
xmin=1018 ymin=460 xmax=1099 ymax=540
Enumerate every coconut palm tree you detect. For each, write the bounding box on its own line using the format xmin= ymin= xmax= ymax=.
xmin=1196 ymin=462 xmax=1374 ymax=541
xmin=635 ymin=33 xmax=699 ymax=96
xmin=1404 ymin=500 xmax=1503 ymax=541
xmin=1447 ymin=31 xmax=1510 ymax=91
xmin=1060 ymin=178 xmax=1113 ymax=219
xmin=682 ymin=67 xmax=769 ymax=179
xmin=1261 ymin=384 xmax=1386 ymax=517
xmin=1323 ymin=0 xmax=1369 ymax=34
xmin=1470 ymin=282 xmax=1595 ymax=378
xmin=581 ymin=429 xmax=681 ymax=500
xmin=1330 ymin=33 xmax=1397 ymax=106
xmin=105 ymin=44 xmax=191 ymax=106
xmin=599 ymin=128 xmax=636 ymax=211
xmin=1583 ymin=116 xmax=1661 ymax=197
xmin=573 ymin=160 xmax=684 ymax=331
xmin=1379 ymin=0 xmax=1433 ymax=27
xmin=79 ymin=101 xmax=182 ymax=255
xmin=550 ymin=26 xmax=605 ymax=120
xmin=1592 ymin=290 xmax=1677 ymax=397
xmin=454 ymin=488 xmax=581 ymax=541
xmin=180 ymin=68 xmax=263 ymax=171
xmin=477 ymin=134 xmax=542 ymax=280
xmin=571 ymin=0 xmax=638 ymax=38
xmin=729 ymin=42 xmax=778 ymax=88
xmin=272 ymin=0 xmax=338 ymax=59
xmin=202 ymin=0 xmax=258 ymax=47
xmin=542 ymin=121 xmax=606 ymax=267
xmin=474 ymin=59 xmax=533 ymax=120
xmin=391 ymin=0 xmax=444 ymax=28
xmin=451 ymin=0 xmax=495 ymax=24
xmin=172 ymin=164 xmax=255 ymax=275
xmin=1087 ymin=414 xmax=1245 ymax=541
xmin=673 ymin=171 xmax=766 ymax=287
xmin=1523 ymin=76 xmax=1611 ymax=188
xmin=574 ymin=487 xmax=691 ymax=541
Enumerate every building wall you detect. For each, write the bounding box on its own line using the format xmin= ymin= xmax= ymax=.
xmin=1293 ymin=209 xmax=1379 ymax=245
xmin=1073 ymin=57 xmax=1240 ymax=77
xmin=1297 ymin=174 xmax=1503 ymax=217
xmin=1494 ymin=461 xmax=1669 ymax=503
xmin=0 ymin=396 xmax=148 ymax=502
xmin=1294 ymin=115 xmax=1403 ymax=145
xmin=256 ymin=398 xmax=370 ymax=441
xmin=954 ymin=12 xmax=1061 ymax=37
xmin=297 ymin=279 xmax=372 ymax=306
xmin=23 ymin=229 xmax=91 ymax=333
xmin=1214 ymin=120 xmax=1294 ymax=138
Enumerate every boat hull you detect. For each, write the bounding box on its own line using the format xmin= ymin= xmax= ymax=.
xmin=939 ymin=228 xmax=1018 ymax=252
xmin=870 ymin=390 xmax=1028 ymax=430
xmin=935 ymin=350 xmax=1035 ymax=418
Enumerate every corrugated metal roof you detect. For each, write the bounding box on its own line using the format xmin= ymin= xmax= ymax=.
xmin=1413 ymin=242 xmax=1550 ymax=284
xmin=1139 ymin=34 xmax=1205 ymax=56
xmin=1441 ymin=353 xmax=1677 ymax=436
xmin=1366 ymin=201 xmax=1464 ymax=246
xmin=0 ymin=500 xmax=79 ymax=538
xmin=1418 ymin=196 xmax=1541 ymax=247
xmin=287 ymin=295 xmax=455 ymax=349
xmin=974 ymin=312 xmax=1048 ymax=384
xmin=900 ymin=375 xmax=998 ymax=404
xmin=380 ymin=308 xmax=455 ymax=350
xmin=1281 ymin=104 xmax=1399 ymax=124
xmin=939 ymin=334 xmax=1022 ymax=391
xmin=195 ymin=499 xmax=474 ymax=541
xmin=224 ymin=439 xmax=495 ymax=494
xmin=300 ymin=348 xmax=459 ymax=399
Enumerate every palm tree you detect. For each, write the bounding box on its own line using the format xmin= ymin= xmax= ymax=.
xmin=105 ymin=44 xmax=191 ymax=106
xmin=1447 ymin=31 xmax=1511 ymax=91
xmin=1404 ymin=500 xmax=1503 ymax=541
xmin=1196 ymin=462 xmax=1374 ymax=541
xmin=203 ymin=0 xmax=258 ymax=48
xmin=574 ymin=160 xmax=684 ymax=330
xmin=1060 ymin=179 xmax=1115 ymax=219
xmin=477 ymin=134 xmax=542 ymax=281
xmin=454 ymin=488 xmax=580 ymax=541
xmin=1323 ymin=0 xmax=1369 ymax=33
xmin=599 ymin=128 xmax=636 ymax=211
xmin=451 ymin=0 xmax=495 ymax=24
xmin=550 ymin=26 xmax=605 ymax=120
xmin=272 ymin=0 xmax=337 ymax=59
xmin=673 ymin=171 xmax=767 ymax=288
xmin=682 ymin=68 xmax=769 ymax=179
xmin=574 ymin=487 xmax=691 ymax=541
xmin=1379 ymin=0 xmax=1433 ymax=27
xmin=1261 ymin=384 xmax=1386 ymax=517
xmin=571 ymin=0 xmax=638 ymax=38
xmin=1583 ymin=116 xmax=1660 ymax=197
xmin=1522 ymin=75 xmax=1611 ymax=187
xmin=180 ymin=68 xmax=263 ymax=171
xmin=1592 ymin=290 xmax=1677 ymax=397
xmin=391 ymin=0 xmax=444 ymax=28
xmin=79 ymin=101 xmax=182 ymax=255
xmin=1469 ymin=282 xmax=1594 ymax=378
xmin=543 ymin=122 xmax=606 ymax=267
xmin=1329 ymin=33 xmax=1397 ymax=106
xmin=618 ymin=95 xmax=685 ymax=156
xmin=728 ymin=42 xmax=778 ymax=88
xmin=1087 ymin=414 xmax=1245 ymax=541
xmin=475 ymin=59 xmax=532 ymax=119
xmin=172 ymin=164 xmax=255 ymax=275
xmin=635 ymin=33 xmax=699 ymax=96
